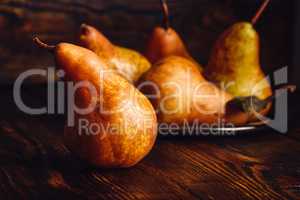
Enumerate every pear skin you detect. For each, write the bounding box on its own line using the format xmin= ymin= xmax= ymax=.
xmin=80 ymin=24 xmax=151 ymax=83
xmin=145 ymin=27 xmax=196 ymax=65
xmin=139 ymin=55 xmax=271 ymax=126
xmin=206 ymin=22 xmax=272 ymax=101
xmin=43 ymin=42 xmax=157 ymax=168
xmin=140 ymin=56 xmax=232 ymax=125
xmin=144 ymin=0 xmax=200 ymax=68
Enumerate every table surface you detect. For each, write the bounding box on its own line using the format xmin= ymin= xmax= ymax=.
xmin=0 ymin=85 xmax=299 ymax=200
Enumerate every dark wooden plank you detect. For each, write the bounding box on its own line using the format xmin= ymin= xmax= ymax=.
xmin=0 ymin=86 xmax=300 ymax=199
xmin=12 ymin=115 xmax=204 ymax=199
xmin=0 ymin=88 xmax=199 ymax=199
xmin=7 ymin=115 xmax=300 ymax=200
xmin=0 ymin=121 xmax=85 ymax=199
xmin=170 ymin=136 xmax=300 ymax=200
xmin=0 ymin=0 xmax=293 ymax=84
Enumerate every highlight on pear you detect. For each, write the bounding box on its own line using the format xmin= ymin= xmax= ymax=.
xmin=34 ymin=37 xmax=157 ymax=168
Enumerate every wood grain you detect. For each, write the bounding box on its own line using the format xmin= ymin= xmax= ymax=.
xmin=0 ymin=1 xmax=298 ymax=199
xmin=0 ymin=87 xmax=299 ymax=199
xmin=0 ymin=0 xmax=293 ymax=84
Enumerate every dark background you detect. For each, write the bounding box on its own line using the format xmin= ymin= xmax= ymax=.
xmin=0 ymin=0 xmax=295 ymax=84
xmin=1 ymin=2 xmax=300 ymax=199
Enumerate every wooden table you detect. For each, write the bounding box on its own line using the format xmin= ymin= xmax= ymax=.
xmin=0 ymin=85 xmax=299 ymax=200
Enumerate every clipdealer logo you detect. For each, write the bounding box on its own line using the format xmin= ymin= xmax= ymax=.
xmin=12 ymin=66 xmax=291 ymax=135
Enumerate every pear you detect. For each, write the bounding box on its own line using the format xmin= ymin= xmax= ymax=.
xmin=145 ymin=0 xmax=199 ymax=66
xmin=205 ymin=0 xmax=272 ymax=100
xmin=80 ymin=24 xmax=151 ymax=83
xmin=140 ymin=56 xmax=232 ymax=125
xmin=145 ymin=27 xmax=195 ymax=65
xmin=205 ymin=0 xmax=274 ymax=121
xmin=34 ymin=38 xmax=157 ymax=168
xmin=205 ymin=22 xmax=272 ymax=101
xmin=139 ymin=55 xmax=277 ymax=126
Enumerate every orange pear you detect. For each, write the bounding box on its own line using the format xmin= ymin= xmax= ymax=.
xmin=145 ymin=0 xmax=199 ymax=66
xmin=34 ymin=38 xmax=157 ymax=168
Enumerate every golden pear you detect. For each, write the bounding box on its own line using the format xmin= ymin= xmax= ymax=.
xmin=80 ymin=24 xmax=151 ymax=83
xmin=206 ymin=22 xmax=272 ymax=101
xmin=34 ymin=38 xmax=157 ymax=168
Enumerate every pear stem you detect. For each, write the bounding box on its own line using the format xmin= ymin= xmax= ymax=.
xmin=160 ymin=0 xmax=170 ymax=30
xmin=33 ymin=37 xmax=55 ymax=51
xmin=251 ymin=0 xmax=271 ymax=25
xmin=80 ymin=23 xmax=90 ymax=35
